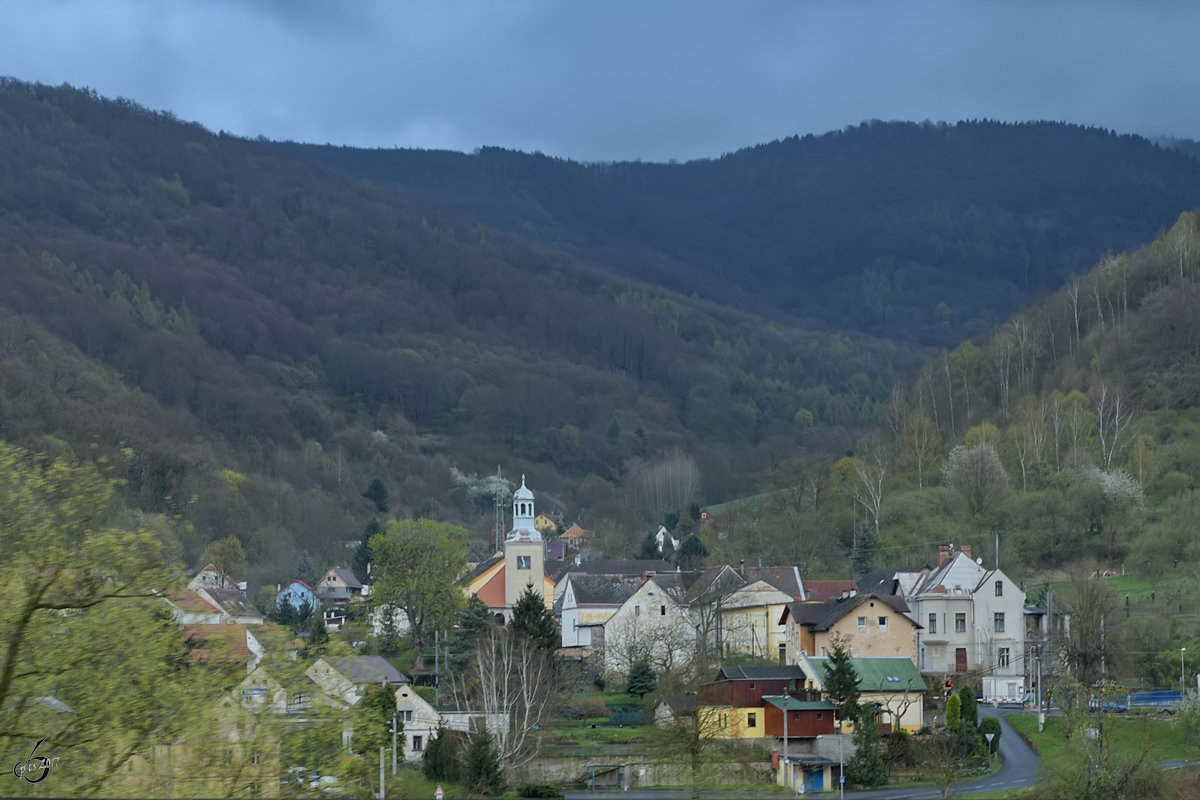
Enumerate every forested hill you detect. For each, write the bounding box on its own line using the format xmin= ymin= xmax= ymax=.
xmin=274 ymin=121 xmax=1200 ymax=346
xmin=0 ymin=79 xmax=912 ymax=586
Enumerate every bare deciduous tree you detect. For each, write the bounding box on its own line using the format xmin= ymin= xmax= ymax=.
xmin=450 ymin=625 xmax=570 ymax=772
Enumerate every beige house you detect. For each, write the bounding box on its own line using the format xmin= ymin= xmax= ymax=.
xmin=780 ymin=592 xmax=920 ymax=665
xmin=306 ymin=656 xmax=408 ymax=707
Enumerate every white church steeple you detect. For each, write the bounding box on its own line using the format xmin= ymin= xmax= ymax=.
xmin=508 ymin=475 xmax=539 ymax=541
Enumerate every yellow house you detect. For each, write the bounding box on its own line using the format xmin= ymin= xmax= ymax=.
xmin=534 ymin=513 xmax=559 ymax=538
xmin=717 ymin=580 xmax=794 ymax=663
xmin=696 ymin=665 xmax=809 ymax=739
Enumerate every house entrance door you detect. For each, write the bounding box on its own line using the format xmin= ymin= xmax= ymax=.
xmin=955 ymin=647 xmax=968 ymax=672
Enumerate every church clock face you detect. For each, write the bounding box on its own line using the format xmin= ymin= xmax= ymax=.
xmin=517 ymin=555 xmax=531 ymax=570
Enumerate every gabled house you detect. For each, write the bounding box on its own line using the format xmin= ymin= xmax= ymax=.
xmin=188 ymin=562 xmax=241 ymax=592
xmin=900 ymin=545 xmax=1027 ymax=703
xmin=534 ymin=512 xmax=560 ymax=538
xmin=717 ymin=580 xmax=794 ymax=663
xmin=596 ymin=565 xmax=749 ymax=679
xmin=779 ymin=592 xmax=919 ymax=665
xmin=393 ymin=684 xmax=440 ymax=761
xmin=697 ymin=665 xmax=809 ymax=739
xmin=558 ymin=573 xmax=641 ymax=648
xmin=558 ymin=522 xmax=591 ymax=551
xmin=275 ymin=579 xmax=319 ymax=613
xmin=164 ymin=589 xmax=225 ymax=625
xmin=800 ymin=653 xmax=926 ymax=732
xmin=306 ymin=656 xmax=408 ymax=707
xmin=184 ymin=625 xmax=265 ymax=672
xmin=316 ymin=566 xmax=365 ymax=607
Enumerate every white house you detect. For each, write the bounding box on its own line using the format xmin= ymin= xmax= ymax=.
xmin=558 ymin=573 xmax=640 ymax=648
xmin=897 ymin=545 xmax=1027 ymax=703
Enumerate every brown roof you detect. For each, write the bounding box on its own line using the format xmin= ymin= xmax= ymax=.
xmin=169 ymin=590 xmax=223 ymax=615
xmin=560 ymin=523 xmax=591 ymax=540
xmin=185 ymin=625 xmax=251 ymax=664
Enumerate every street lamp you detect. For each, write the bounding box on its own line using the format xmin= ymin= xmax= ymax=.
xmin=1182 ymin=648 xmax=1187 ymax=693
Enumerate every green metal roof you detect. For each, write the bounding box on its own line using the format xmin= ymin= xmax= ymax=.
xmin=806 ymin=657 xmax=924 ymax=692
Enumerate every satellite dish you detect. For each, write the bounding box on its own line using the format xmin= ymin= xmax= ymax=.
xmin=977 ymin=557 xmax=983 ymax=565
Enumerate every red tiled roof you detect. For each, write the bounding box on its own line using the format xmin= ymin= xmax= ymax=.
xmin=184 ymin=625 xmax=251 ymax=664
xmin=475 ymin=568 xmax=506 ymax=609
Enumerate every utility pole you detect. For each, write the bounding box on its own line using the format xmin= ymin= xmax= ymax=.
xmin=782 ymin=696 xmax=789 ymax=790
xmin=392 ymin=714 xmax=398 ymax=775
xmin=378 ymin=746 xmax=385 ymax=800
xmin=1037 ymin=647 xmax=1044 ymax=733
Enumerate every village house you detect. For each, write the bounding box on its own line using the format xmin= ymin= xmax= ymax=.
xmin=306 ymin=656 xmax=407 ymax=707
xmin=275 ymin=579 xmax=320 ymax=614
xmin=799 ymin=653 xmax=926 ymax=732
xmin=864 ymin=544 xmax=1028 ymax=703
xmin=696 ymin=665 xmax=809 ymax=739
xmin=316 ymin=566 xmax=366 ymax=607
xmin=779 ymin=591 xmax=920 ymax=665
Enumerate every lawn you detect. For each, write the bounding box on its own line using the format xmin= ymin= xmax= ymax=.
xmin=1008 ymin=712 xmax=1195 ymax=765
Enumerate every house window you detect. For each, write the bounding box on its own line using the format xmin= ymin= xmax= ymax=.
xmin=635 ymin=606 xmax=641 ymax=616
xmin=998 ymin=647 xmax=1011 ymax=668
xmin=661 ymin=605 xmax=667 ymax=616
xmin=401 ymin=710 xmax=413 ymax=722
xmin=955 ymin=613 xmax=966 ymax=633
xmin=413 ymin=735 xmax=424 ymax=751
xmin=878 ymin=616 xmax=888 ymax=630
xmin=516 ymin=555 xmax=531 ymax=570
xmin=994 ymin=612 xmax=1005 ymax=633
xmin=928 ymin=613 xmax=937 ymax=634
xmin=995 ymin=580 xmax=1003 ymax=596
xmin=858 ymin=616 xmax=867 ymax=632
xmin=750 ymin=683 xmax=756 ymax=690
xmin=251 ymin=751 xmax=261 ymax=765
xmin=817 ymin=713 xmax=823 ymax=720
xmin=748 ymin=713 xmax=757 ymax=728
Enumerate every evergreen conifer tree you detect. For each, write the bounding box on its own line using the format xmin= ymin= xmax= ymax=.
xmin=463 ymin=731 xmax=504 ymax=796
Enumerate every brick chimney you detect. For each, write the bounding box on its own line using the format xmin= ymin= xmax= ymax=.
xmin=961 ymin=545 xmax=972 ymax=560
xmin=938 ymin=544 xmax=952 ymax=567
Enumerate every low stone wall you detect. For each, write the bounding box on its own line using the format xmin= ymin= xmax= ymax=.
xmin=510 ymin=755 xmax=774 ymax=788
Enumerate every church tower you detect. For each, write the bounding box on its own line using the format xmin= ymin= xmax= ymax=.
xmin=503 ymin=475 xmax=546 ymax=617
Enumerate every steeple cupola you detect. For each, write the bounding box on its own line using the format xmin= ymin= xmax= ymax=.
xmin=508 ymin=475 xmax=539 ymax=541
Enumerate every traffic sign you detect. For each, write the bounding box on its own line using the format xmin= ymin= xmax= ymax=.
xmin=435 ymin=785 xmax=444 ymax=800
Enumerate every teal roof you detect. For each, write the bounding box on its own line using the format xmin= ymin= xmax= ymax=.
xmin=763 ymin=696 xmax=835 ymax=711
xmin=806 ymin=657 xmax=924 ymax=692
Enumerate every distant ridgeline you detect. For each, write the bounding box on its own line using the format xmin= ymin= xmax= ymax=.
xmin=272 ymin=120 xmax=1200 ymax=347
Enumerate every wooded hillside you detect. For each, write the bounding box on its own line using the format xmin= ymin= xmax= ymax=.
xmin=2 ymin=78 xmax=1199 ymax=591
xmin=275 ymin=120 xmax=1200 ymax=346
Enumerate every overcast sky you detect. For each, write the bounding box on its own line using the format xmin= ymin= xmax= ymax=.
xmin=2 ymin=1 xmax=1198 ymax=163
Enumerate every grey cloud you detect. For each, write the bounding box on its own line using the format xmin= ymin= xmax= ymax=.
xmin=0 ymin=1 xmax=1198 ymax=162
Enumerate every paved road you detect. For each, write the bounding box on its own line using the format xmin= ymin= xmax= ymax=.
xmin=564 ymin=709 xmax=1040 ymax=799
